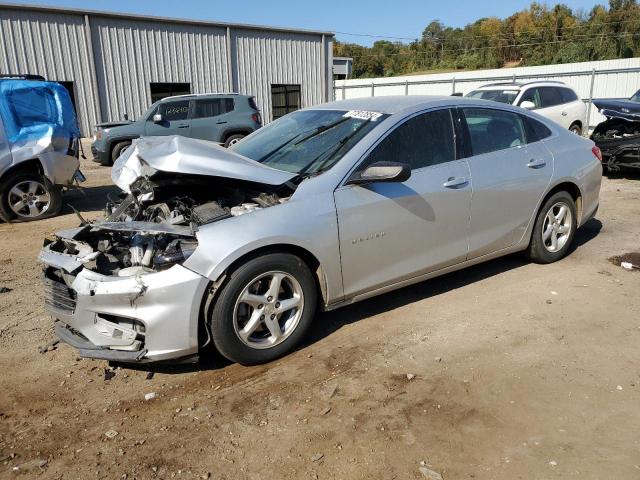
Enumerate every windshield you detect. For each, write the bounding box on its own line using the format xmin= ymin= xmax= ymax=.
xmin=230 ymin=109 xmax=387 ymax=175
xmin=630 ymin=90 xmax=640 ymax=103
xmin=466 ymin=89 xmax=520 ymax=104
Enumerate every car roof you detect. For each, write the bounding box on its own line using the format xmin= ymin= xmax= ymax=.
xmin=313 ymin=95 xmax=460 ymax=115
xmin=474 ymin=80 xmax=570 ymax=91
xmin=160 ymin=92 xmax=249 ymax=102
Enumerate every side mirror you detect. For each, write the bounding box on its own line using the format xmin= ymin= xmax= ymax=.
xmin=520 ymin=100 xmax=536 ymax=110
xmin=348 ymin=161 xmax=411 ymax=185
xmin=153 ymin=113 xmax=163 ymax=123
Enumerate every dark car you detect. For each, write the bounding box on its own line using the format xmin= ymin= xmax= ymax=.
xmin=591 ymin=90 xmax=640 ymax=172
xmin=91 ymin=93 xmax=262 ymax=165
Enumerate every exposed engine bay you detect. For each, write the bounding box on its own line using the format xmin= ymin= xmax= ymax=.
xmin=591 ymin=101 xmax=640 ymax=172
xmin=46 ymin=175 xmax=292 ymax=277
xmin=45 ymin=135 xmax=297 ymax=277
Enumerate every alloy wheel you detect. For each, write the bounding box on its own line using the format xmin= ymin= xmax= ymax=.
xmin=233 ymin=271 xmax=304 ymax=349
xmin=8 ymin=180 xmax=51 ymax=218
xmin=542 ymin=201 xmax=573 ymax=253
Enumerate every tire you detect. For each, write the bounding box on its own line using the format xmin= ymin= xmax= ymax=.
xmin=527 ymin=191 xmax=577 ymax=264
xmin=569 ymin=123 xmax=582 ymax=136
xmin=0 ymin=172 xmax=62 ymax=222
xmin=110 ymin=141 xmax=131 ymax=165
xmin=209 ymin=253 xmax=318 ymax=365
xmin=223 ymin=134 xmax=245 ymax=148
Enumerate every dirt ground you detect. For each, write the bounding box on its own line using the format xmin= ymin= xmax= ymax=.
xmin=1 ymin=150 xmax=640 ymax=480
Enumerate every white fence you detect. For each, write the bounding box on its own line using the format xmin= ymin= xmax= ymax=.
xmin=333 ymin=58 xmax=640 ymax=129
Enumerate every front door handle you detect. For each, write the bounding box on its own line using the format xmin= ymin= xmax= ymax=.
xmin=216 ymin=121 xmax=228 ymax=124
xmin=177 ymin=124 xmax=189 ymax=129
xmin=443 ymin=176 xmax=469 ymax=188
xmin=561 ymin=111 xmax=568 ymax=116
xmin=526 ymin=158 xmax=547 ymax=169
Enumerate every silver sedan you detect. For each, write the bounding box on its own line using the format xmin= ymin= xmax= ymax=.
xmin=39 ymin=96 xmax=602 ymax=365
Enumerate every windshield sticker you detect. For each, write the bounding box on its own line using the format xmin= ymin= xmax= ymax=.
xmin=343 ymin=110 xmax=384 ymax=122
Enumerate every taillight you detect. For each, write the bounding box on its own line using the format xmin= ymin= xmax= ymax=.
xmin=95 ymin=130 xmax=102 ymax=140
xmin=592 ymin=146 xmax=602 ymax=162
xmin=252 ymin=112 xmax=262 ymax=125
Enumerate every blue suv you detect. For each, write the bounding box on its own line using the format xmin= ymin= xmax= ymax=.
xmin=0 ymin=76 xmax=82 ymax=221
xmin=91 ymin=93 xmax=262 ymax=165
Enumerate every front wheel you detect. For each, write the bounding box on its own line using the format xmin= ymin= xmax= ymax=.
xmin=527 ymin=191 xmax=577 ymax=264
xmin=0 ymin=172 xmax=62 ymax=222
xmin=208 ymin=253 xmax=318 ymax=365
xmin=110 ymin=141 xmax=131 ymax=165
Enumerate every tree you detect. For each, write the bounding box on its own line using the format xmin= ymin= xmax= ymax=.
xmin=335 ymin=1 xmax=640 ymax=78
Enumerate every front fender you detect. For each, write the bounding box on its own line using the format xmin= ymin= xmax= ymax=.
xmin=183 ymin=192 xmax=343 ymax=305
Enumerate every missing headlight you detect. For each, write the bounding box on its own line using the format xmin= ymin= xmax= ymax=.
xmin=152 ymin=239 xmax=198 ymax=270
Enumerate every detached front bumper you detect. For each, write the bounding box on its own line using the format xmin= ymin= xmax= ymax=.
xmin=39 ymin=244 xmax=210 ymax=363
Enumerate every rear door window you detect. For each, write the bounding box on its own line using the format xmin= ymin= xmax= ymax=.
xmin=462 ymin=108 xmax=526 ymax=155
xmin=539 ymin=87 xmax=564 ymax=108
xmin=194 ymin=98 xmax=234 ymax=119
xmin=522 ymin=115 xmax=552 ymax=143
xmin=361 ymin=109 xmax=456 ymax=171
xmin=559 ymin=88 xmax=578 ymax=104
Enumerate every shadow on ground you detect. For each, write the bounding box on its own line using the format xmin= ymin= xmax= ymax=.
xmin=604 ymin=169 xmax=640 ymax=181
xmin=121 ymin=218 xmax=603 ymax=375
xmin=62 ymin=185 xmax=119 ymax=214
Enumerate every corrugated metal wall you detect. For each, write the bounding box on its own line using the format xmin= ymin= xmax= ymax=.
xmin=0 ymin=5 xmax=332 ymax=136
xmin=0 ymin=9 xmax=100 ymax=135
xmin=90 ymin=17 xmax=231 ymax=124
xmin=232 ymin=29 xmax=326 ymax=123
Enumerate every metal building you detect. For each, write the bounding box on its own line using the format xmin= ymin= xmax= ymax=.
xmin=0 ymin=3 xmax=334 ymax=135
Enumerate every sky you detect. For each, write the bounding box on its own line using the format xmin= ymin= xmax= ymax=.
xmin=14 ymin=0 xmax=605 ymax=46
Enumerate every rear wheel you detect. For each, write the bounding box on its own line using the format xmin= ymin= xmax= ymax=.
xmin=224 ymin=134 xmax=245 ymax=148
xmin=208 ymin=253 xmax=317 ymax=365
xmin=569 ymin=123 xmax=582 ymax=136
xmin=0 ymin=172 xmax=62 ymax=222
xmin=527 ymin=191 xmax=577 ymax=264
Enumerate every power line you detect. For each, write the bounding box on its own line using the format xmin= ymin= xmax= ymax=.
xmin=334 ymin=30 xmax=418 ymax=41
xmin=335 ymin=17 xmax=640 ymax=46
xmin=344 ymin=32 xmax=640 ymax=59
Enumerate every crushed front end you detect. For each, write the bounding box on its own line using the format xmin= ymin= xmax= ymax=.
xmin=39 ymin=223 xmax=209 ymax=362
xmin=38 ymin=136 xmax=296 ymax=363
xmin=591 ymin=103 xmax=640 ymax=172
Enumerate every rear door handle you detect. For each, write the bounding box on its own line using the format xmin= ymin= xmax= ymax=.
xmin=526 ymin=158 xmax=547 ymax=169
xmin=216 ymin=121 xmax=228 ymax=124
xmin=561 ymin=111 xmax=568 ymax=116
xmin=443 ymin=176 xmax=469 ymax=188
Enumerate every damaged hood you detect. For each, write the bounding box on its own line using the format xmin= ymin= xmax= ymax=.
xmin=112 ymin=135 xmax=296 ymax=193
xmin=592 ymin=99 xmax=640 ymax=121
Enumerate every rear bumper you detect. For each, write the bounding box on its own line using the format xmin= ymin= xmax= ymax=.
xmin=38 ymin=151 xmax=81 ymax=185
